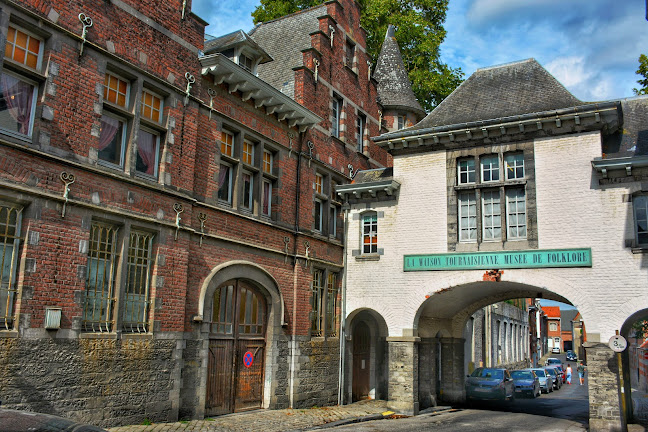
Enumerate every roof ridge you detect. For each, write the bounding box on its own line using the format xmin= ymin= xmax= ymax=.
xmin=475 ymin=58 xmax=535 ymax=73
xmin=253 ymin=3 xmax=327 ymax=28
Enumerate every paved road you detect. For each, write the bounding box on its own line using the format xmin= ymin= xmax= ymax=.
xmin=317 ymin=409 xmax=586 ymax=432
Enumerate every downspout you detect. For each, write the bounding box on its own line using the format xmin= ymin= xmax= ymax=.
xmin=338 ymin=201 xmax=350 ymax=405
xmin=289 ymin=132 xmax=304 ymax=409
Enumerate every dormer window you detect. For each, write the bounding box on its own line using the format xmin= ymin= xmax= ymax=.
xmin=239 ymin=54 xmax=253 ymax=73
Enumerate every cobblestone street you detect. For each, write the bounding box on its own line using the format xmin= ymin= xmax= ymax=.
xmin=107 ymin=401 xmax=393 ymax=432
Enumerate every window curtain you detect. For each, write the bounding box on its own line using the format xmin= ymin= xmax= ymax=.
xmin=1 ymin=73 xmax=33 ymax=135
xmin=218 ymin=165 xmax=228 ymax=188
xmin=98 ymin=115 xmax=119 ymax=151
xmin=263 ymin=182 xmax=270 ymax=215
xmin=136 ymin=130 xmax=157 ymax=175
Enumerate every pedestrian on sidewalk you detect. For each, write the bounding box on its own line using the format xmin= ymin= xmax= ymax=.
xmin=566 ymin=363 xmax=573 ymax=384
xmin=577 ymin=361 xmax=586 ymax=385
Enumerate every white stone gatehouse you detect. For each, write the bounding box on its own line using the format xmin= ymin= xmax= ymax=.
xmin=338 ymin=59 xmax=648 ymax=431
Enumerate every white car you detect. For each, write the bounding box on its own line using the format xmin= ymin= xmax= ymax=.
xmin=551 ymin=347 xmax=560 ymax=354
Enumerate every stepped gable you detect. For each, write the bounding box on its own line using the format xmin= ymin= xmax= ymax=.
xmin=373 ymin=25 xmax=424 ymax=117
xmin=249 ymin=6 xmax=325 ymax=99
xmin=410 ymin=58 xmax=583 ymax=131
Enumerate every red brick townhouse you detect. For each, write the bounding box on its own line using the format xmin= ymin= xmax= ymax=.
xmin=542 ymin=306 xmax=562 ymax=353
xmin=0 ymin=0 xmax=400 ymax=427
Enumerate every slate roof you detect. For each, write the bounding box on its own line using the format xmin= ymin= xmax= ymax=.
xmin=249 ymin=6 xmax=325 ymax=99
xmin=373 ymin=25 xmax=424 ymax=118
xmin=560 ymin=309 xmax=579 ymax=331
xmin=352 ymin=167 xmax=393 ymax=184
xmin=602 ymin=96 xmax=648 ymax=158
xmin=204 ymin=30 xmax=272 ymax=64
xmin=409 ymin=59 xmax=583 ymax=132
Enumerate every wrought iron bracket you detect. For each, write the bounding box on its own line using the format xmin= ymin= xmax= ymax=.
xmin=303 ymin=240 xmax=311 ymax=268
xmin=329 ymin=25 xmax=335 ymax=48
xmin=181 ymin=0 xmax=188 ymax=19
xmin=60 ymin=172 xmax=75 ymax=218
xmin=348 ymin=163 xmax=358 ymax=179
xmin=78 ymin=13 xmax=93 ymax=57
xmin=283 ymin=236 xmax=290 ymax=263
xmin=307 ymin=141 xmax=314 ymax=167
xmin=184 ymin=72 xmax=195 ymax=106
xmin=173 ymin=203 xmax=184 ymax=240
xmin=367 ymin=60 xmax=372 ymax=82
xmin=288 ymin=132 xmax=294 ymax=158
xmin=198 ymin=212 xmax=207 ymax=246
xmin=207 ymin=88 xmax=217 ymax=119
xmin=313 ymin=59 xmax=320 ymax=83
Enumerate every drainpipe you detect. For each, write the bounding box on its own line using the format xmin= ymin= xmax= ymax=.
xmin=289 ymin=132 xmax=304 ymax=409
xmin=338 ymin=201 xmax=350 ymax=405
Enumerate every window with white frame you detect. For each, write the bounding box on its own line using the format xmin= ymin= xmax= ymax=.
xmin=458 ymin=158 xmax=476 ymax=184
xmin=362 ymin=212 xmax=378 ymax=254
xmin=0 ymin=25 xmax=43 ymax=139
xmin=331 ymin=96 xmax=342 ymax=138
xmin=356 ymin=113 xmax=365 ymax=152
xmin=505 ymin=152 xmax=525 ymax=180
xmin=482 ymin=190 xmax=501 ymax=241
xmin=481 ymin=154 xmax=500 ymax=182
xmin=458 ymin=192 xmax=477 ymax=242
xmin=397 ymin=115 xmax=405 ymax=130
xmin=0 ymin=203 xmax=21 ymax=330
xmin=506 ymin=188 xmax=526 ymax=240
xmin=549 ymin=322 xmax=558 ymax=331
xmin=634 ymin=195 xmax=648 ymax=246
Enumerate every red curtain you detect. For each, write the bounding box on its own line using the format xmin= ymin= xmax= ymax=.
xmin=1 ymin=73 xmax=34 ymax=135
xmin=137 ymin=130 xmax=157 ymax=175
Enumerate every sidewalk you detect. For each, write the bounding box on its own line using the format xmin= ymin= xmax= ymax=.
xmin=107 ymin=400 xmax=395 ymax=432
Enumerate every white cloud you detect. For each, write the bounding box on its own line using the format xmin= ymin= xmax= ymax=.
xmin=545 ymin=56 xmax=591 ymax=88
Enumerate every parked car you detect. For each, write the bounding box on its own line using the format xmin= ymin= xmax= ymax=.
xmin=527 ymin=368 xmax=553 ymax=393
xmin=465 ymin=367 xmax=515 ymax=402
xmin=544 ymin=367 xmax=562 ymax=390
xmin=555 ymin=365 xmax=566 ymax=383
xmin=511 ymin=370 xmax=541 ymax=398
xmin=0 ymin=408 xmax=106 ymax=431
xmin=551 ymin=347 xmax=561 ymax=354
xmin=566 ymin=350 xmax=577 ymax=361
xmin=546 ymin=357 xmax=562 ymax=366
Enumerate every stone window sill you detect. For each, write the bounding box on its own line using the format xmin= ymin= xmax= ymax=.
xmin=0 ymin=330 xmax=18 ymax=338
xmin=356 ymin=254 xmax=380 ymax=261
xmin=122 ymin=333 xmax=153 ymax=340
xmin=79 ymin=332 xmax=118 ymax=340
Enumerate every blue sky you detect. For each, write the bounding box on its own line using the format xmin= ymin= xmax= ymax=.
xmin=193 ymin=0 xmax=648 ymax=103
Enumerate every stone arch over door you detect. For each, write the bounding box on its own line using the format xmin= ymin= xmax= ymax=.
xmin=194 ymin=261 xmax=287 ymax=417
xmin=345 ymin=308 xmax=389 ymax=404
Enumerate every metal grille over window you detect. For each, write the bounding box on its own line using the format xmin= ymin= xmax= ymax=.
xmin=362 ymin=213 xmax=378 ymax=253
xmin=0 ymin=205 xmax=21 ymax=330
xmin=122 ymin=231 xmax=154 ymax=332
xmin=83 ymin=223 xmax=119 ymax=332
xmin=310 ymin=270 xmax=324 ymax=336
xmin=326 ymin=273 xmax=338 ymax=337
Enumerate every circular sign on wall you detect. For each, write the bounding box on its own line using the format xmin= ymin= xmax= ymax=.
xmin=609 ymin=335 xmax=627 ymax=353
xmin=243 ymin=351 xmax=254 ymax=368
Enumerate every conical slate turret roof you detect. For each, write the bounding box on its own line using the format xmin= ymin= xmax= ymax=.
xmin=373 ymin=25 xmax=425 ymax=117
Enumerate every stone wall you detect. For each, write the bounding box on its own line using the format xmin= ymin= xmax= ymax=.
xmin=0 ymin=335 xmax=182 ymax=428
xmin=291 ymin=336 xmax=340 ymax=408
xmin=585 ymin=343 xmax=624 ymax=431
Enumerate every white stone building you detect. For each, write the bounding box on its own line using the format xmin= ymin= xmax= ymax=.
xmin=337 ymin=58 xmax=648 ymax=431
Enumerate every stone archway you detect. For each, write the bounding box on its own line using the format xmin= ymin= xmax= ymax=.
xmin=191 ymin=261 xmax=287 ymax=418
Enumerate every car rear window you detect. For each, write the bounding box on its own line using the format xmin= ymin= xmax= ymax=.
xmin=471 ymin=368 xmax=504 ymax=379
xmin=511 ymin=371 xmax=533 ymax=379
xmin=533 ymin=369 xmax=546 ymax=377
xmin=545 ymin=368 xmax=556 ymax=376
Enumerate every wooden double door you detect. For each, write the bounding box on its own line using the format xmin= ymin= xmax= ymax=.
xmin=206 ymin=280 xmax=267 ymax=416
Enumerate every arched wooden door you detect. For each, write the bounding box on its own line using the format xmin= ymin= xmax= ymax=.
xmin=352 ymin=321 xmax=371 ymax=401
xmin=206 ymin=280 xmax=266 ymax=416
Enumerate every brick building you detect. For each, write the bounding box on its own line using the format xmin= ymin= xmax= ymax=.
xmin=0 ymin=0 xmax=395 ymax=427
xmin=542 ymin=306 xmax=562 ymax=352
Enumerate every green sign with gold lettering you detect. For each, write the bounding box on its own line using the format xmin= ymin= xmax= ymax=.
xmin=403 ymin=248 xmax=592 ymax=271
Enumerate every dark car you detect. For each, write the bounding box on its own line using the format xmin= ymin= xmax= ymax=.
xmin=566 ymin=350 xmax=577 ymax=361
xmin=465 ymin=367 xmax=515 ymax=402
xmin=511 ymin=370 xmax=540 ymax=398
xmin=555 ymin=365 xmax=566 ymax=383
xmin=544 ymin=367 xmax=562 ymax=390
xmin=0 ymin=408 xmax=107 ymax=432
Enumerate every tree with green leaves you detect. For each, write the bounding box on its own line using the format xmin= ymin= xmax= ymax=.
xmin=252 ymin=0 xmax=463 ymax=111
xmin=633 ymin=54 xmax=648 ymax=96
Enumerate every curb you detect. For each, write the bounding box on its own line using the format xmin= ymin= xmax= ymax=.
xmin=302 ymin=406 xmax=457 ymax=430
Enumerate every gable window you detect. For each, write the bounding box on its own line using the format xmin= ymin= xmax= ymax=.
xmin=0 ymin=203 xmax=21 ymax=330
xmin=506 ymin=188 xmax=526 ymax=240
xmin=356 ymin=113 xmax=365 ymax=152
xmin=239 ymin=53 xmax=253 ymax=72
xmin=0 ymin=25 xmax=42 ymax=139
xmin=397 ymin=116 xmax=405 ymax=130
xmin=458 ymin=158 xmax=476 ymax=184
xmin=122 ymin=230 xmax=154 ymax=332
xmin=481 ymin=155 xmax=500 ymax=182
xmin=218 ymin=163 xmax=233 ymax=204
xmin=458 ymin=192 xmax=477 ymax=242
xmin=505 ymin=153 xmax=525 ymax=180
xmin=634 ymin=195 xmax=648 ymax=245
xmin=331 ymin=96 xmax=342 ymax=138
xmin=362 ymin=212 xmax=378 ymax=254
